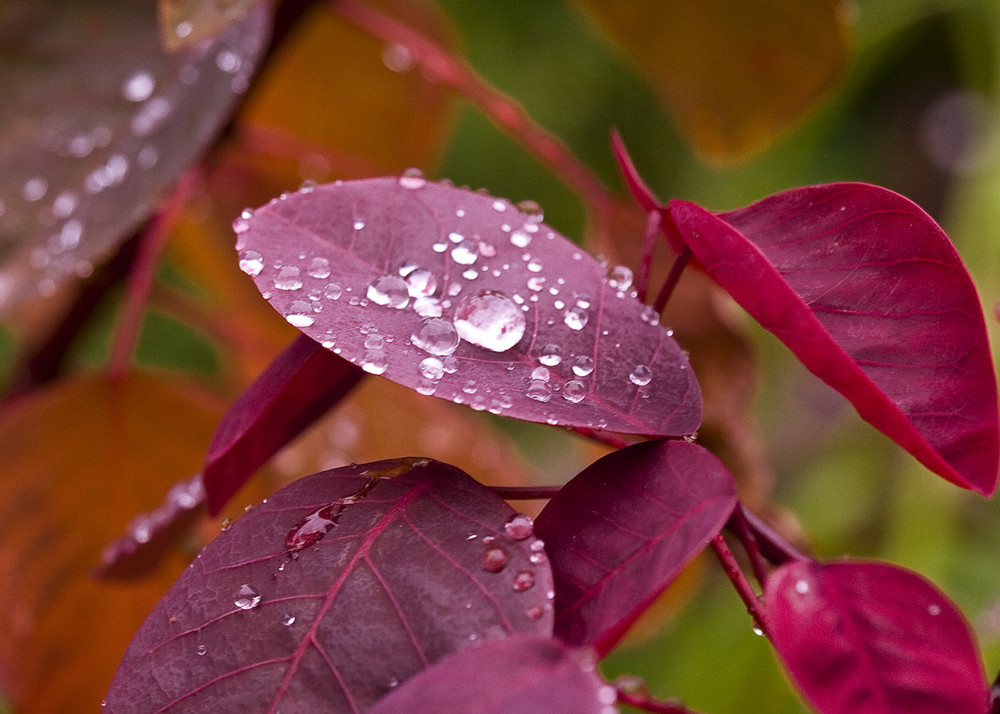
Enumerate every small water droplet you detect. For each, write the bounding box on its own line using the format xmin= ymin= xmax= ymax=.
xmin=220 ymin=517 xmax=233 ymax=531
xmin=453 ymin=291 xmax=525 ymax=352
xmin=353 ymin=219 xmax=366 ymax=230
xmin=531 ymin=366 xmax=550 ymax=382
xmin=492 ymin=199 xmax=507 ymax=212
xmin=412 ymin=317 xmax=460 ymax=356
xmin=928 ymin=604 xmax=941 ymax=616
xmin=282 ymin=613 xmax=296 ymax=626
xmin=462 ymin=380 xmax=478 ymax=394
xmin=629 ymin=365 xmax=652 ymax=386
xmin=237 ymin=250 xmax=263 ymax=277
xmin=399 ymin=168 xmax=426 ymax=190
xmin=450 ymin=240 xmax=479 ymax=266
xmin=364 ymin=333 xmax=385 ymax=350
xmin=563 ymin=380 xmax=586 ymax=403
xmin=121 ymin=70 xmax=156 ymax=102
xmin=527 ymin=276 xmax=546 ymax=292
xmin=196 ymin=644 xmax=207 ymax=656
xmin=234 ymin=584 xmax=261 ymax=610
xmin=537 ymin=344 xmax=562 ymax=366
xmin=563 ymin=306 xmax=588 ymax=330
xmin=274 ymin=266 xmax=303 ymax=291
xmin=752 ymin=625 xmax=764 ymax=636
xmin=483 ymin=545 xmax=509 ymax=573
xmin=526 ymin=259 xmax=543 ymax=273
xmin=324 ymin=283 xmax=342 ymax=300
xmin=505 ymin=514 xmax=534 ymax=540
xmin=512 ymin=571 xmax=535 ymax=592
xmin=22 ymin=177 xmax=48 ymax=202
xmin=571 ymin=355 xmax=594 ymax=377
xmin=795 ymin=579 xmax=810 ymax=595
xmin=510 ymin=229 xmax=531 ymax=248
xmin=308 ymin=257 xmax=331 ymax=279
xmin=285 ymin=300 xmax=315 ymax=327
xmin=525 ymin=605 xmax=544 ymax=621
xmin=607 ymin=265 xmax=634 ymax=291
xmin=525 ymin=379 xmax=552 ymax=402
xmin=419 ymin=357 xmax=445 ymax=380
xmin=361 ymin=349 xmax=388 ymax=374
xmin=516 ymin=199 xmax=544 ymax=222
xmin=299 ymin=179 xmax=317 ymax=193
xmin=367 ymin=275 xmax=409 ymax=308
xmin=640 ymin=305 xmax=660 ymax=325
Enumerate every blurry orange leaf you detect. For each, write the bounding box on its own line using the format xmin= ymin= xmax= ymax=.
xmin=577 ymin=0 xmax=850 ymax=163
xmin=158 ymin=0 xmax=263 ymax=51
xmin=0 ymin=372 xmax=225 ymax=713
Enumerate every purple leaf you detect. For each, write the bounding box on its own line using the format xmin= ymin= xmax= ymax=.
xmin=766 ymin=559 xmax=986 ymax=714
xmin=535 ymin=439 xmax=736 ymax=653
xmin=234 ymin=177 xmax=701 ymax=437
xmin=203 ymin=333 xmax=365 ymax=514
xmin=668 ymin=185 xmax=999 ymax=494
xmin=368 ymin=634 xmax=615 ymax=714
xmin=104 ymin=458 xmax=554 ymax=713
xmin=0 ymin=0 xmax=270 ymax=308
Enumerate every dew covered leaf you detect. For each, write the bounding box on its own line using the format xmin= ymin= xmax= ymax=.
xmin=235 ymin=178 xmax=701 ymax=436
xmin=105 ymin=458 xmax=554 ymax=713
xmin=669 ymin=185 xmax=1000 ymax=494
xmin=766 ymin=559 xmax=986 ymax=714
xmin=203 ymin=333 xmax=365 ymax=513
xmin=0 ymin=372 xmax=225 ymax=713
xmin=0 ymin=0 xmax=270 ymax=312
xmin=369 ymin=634 xmax=614 ymax=714
xmin=535 ymin=439 xmax=736 ymax=653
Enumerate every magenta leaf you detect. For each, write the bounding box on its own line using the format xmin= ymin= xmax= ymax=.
xmin=203 ymin=333 xmax=365 ymax=514
xmin=234 ymin=177 xmax=701 ymax=436
xmin=0 ymin=0 xmax=270 ymax=308
xmin=534 ymin=439 xmax=736 ymax=653
xmin=105 ymin=457 xmax=554 ymax=713
xmin=668 ymin=185 xmax=999 ymax=494
xmin=368 ymin=634 xmax=614 ymax=714
xmin=766 ymin=559 xmax=986 ymax=714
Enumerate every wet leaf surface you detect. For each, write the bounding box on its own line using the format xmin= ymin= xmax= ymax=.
xmin=0 ymin=372 xmax=225 ymax=713
xmin=203 ymin=333 xmax=365 ymax=513
xmin=368 ymin=634 xmax=614 ymax=714
xmin=0 ymin=0 xmax=270 ymax=312
xmin=235 ymin=177 xmax=701 ymax=436
xmin=578 ymin=0 xmax=849 ymax=163
xmin=669 ymin=184 xmax=1000 ymax=494
xmin=535 ymin=439 xmax=736 ymax=653
xmin=766 ymin=559 xmax=986 ymax=714
xmin=105 ymin=458 xmax=554 ymax=713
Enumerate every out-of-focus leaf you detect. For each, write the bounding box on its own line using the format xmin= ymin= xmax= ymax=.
xmin=578 ymin=0 xmax=850 ymax=163
xmin=158 ymin=0 xmax=263 ymax=51
xmin=236 ymin=177 xmax=701 ymax=436
xmin=669 ymin=184 xmax=1000 ymax=495
xmin=535 ymin=439 xmax=736 ymax=653
xmin=767 ymin=559 xmax=986 ymax=714
xmin=369 ymin=634 xmax=614 ymax=714
xmin=105 ymin=458 xmax=554 ymax=713
xmin=0 ymin=0 xmax=270 ymax=313
xmin=0 ymin=372 xmax=225 ymax=713
xmin=203 ymin=333 xmax=365 ymax=513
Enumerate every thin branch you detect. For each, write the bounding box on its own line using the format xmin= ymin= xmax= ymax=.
xmin=489 ymin=486 xmax=561 ymax=501
xmin=615 ymin=685 xmax=706 ymax=714
xmin=726 ymin=503 xmax=770 ymax=588
xmin=653 ymin=245 xmax=692 ymax=314
xmin=740 ymin=506 xmax=809 ymax=565
xmin=330 ymin=0 xmax=619 ymax=254
xmin=570 ymin=426 xmax=632 ymax=450
xmin=635 ymin=210 xmax=661 ymax=304
xmin=711 ymin=533 xmax=769 ymax=637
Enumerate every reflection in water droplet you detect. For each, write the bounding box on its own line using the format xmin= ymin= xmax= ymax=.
xmin=282 ymin=614 xmax=296 ymax=626
xmin=234 ymin=584 xmax=261 ymax=610
xmin=196 ymin=644 xmax=207 ymax=656
xmin=512 ymin=571 xmax=535 ymax=592
xmin=483 ymin=545 xmax=509 ymax=573
xmin=399 ymin=168 xmax=426 ymax=190
xmin=367 ymin=275 xmax=409 ymax=308
xmin=505 ymin=514 xmax=534 ymax=540
xmin=451 ymin=241 xmax=478 ymax=266
xmin=563 ymin=380 xmax=586 ymax=403
xmin=453 ymin=291 xmax=525 ymax=352
xmin=538 ymin=344 xmax=562 ymax=366
xmin=404 ymin=268 xmax=437 ymax=297
xmin=629 ymin=365 xmax=652 ymax=386
xmin=308 ymin=257 xmax=331 ymax=279
xmin=419 ymin=357 xmax=445 ymax=380
xmin=274 ymin=266 xmax=303 ymax=291
xmin=607 ymin=265 xmax=634 ymax=291
xmin=324 ymin=283 xmax=342 ymax=300
xmin=412 ymin=318 xmax=460 ymax=356
xmin=285 ymin=300 xmax=315 ymax=327
xmin=413 ymin=296 xmax=442 ymax=318
xmin=361 ymin=349 xmax=388 ymax=374
xmin=121 ymin=70 xmax=156 ymax=102
xmin=525 ymin=380 xmax=552 ymax=402
xmin=563 ymin=306 xmax=588 ymax=330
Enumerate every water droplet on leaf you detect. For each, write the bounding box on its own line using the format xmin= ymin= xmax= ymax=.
xmin=308 ymin=257 xmax=331 ymax=279
xmin=282 ymin=614 xmax=296 ymax=626
xmin=453 ymin=290 xmax=525 ymax=352
xmin=361 ymin=349 xmax=388 ymax=374
xmin=234 ymin=584 xmax=261 ymax=610
xmin=451 ymin=240 xmax=479 ymax=266
xmin=563 ymin=306 xmax=588 ymax=330
xmin=504 ymin=514 xmax=534 ymax=541
xmin=571 ymin=355 xmax=594 ymax=377
xmin=483 ymin=545 xmax=509 ymax=573
xmin=512 ymin=571 xmax=535 ymax=592
xmin=419 ymin=357 xmax=445 ymax=380
xmin=563 ymin=380 xmax=586 ymax=403
xmin=398 ymin=168 xmax=426 ymax=190
xmin=196 ymin=644 xmax=207 ymax=656
xmin=607 ymin=265 xmax=634 ymax=291
xmin=274 ymin=266 xmax=303 ymax=291
xmin=629 ymin=365 xmax=652 ymax=386
xmin=285 ymin=300 xmax=315 ymax=327
xmin=412 ymin=318 xmax=460 ymax=356
xmin=367 ymin=275 xmax=409 ymax=309
xmin=538 ymin=344 xmax=562 ymax=366
xmin=403 ymin=268 xmax=437 ymax=297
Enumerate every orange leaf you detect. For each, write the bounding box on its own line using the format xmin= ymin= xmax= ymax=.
xmin=0 ymin=372 xmax=225 ymax=713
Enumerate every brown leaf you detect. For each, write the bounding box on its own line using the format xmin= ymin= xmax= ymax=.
xmin=0 ymin=372 xmax=225 ymax=713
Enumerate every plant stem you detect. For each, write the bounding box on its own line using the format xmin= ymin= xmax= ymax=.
xmin=710 ymin=533 xmax=769 ymax=637
xmin=489 ymin=486 xmax=561 ymax=500
xmin=726 ymin=504 xmax=770 ymax=587
xmin=331 ymin=0 xmax=619 ymax=254
xmin=635 ymin=210 xmax=661 ymax=304
xmin=571 ymin=426 xmax=632 ymax=450
xmin=615 ymin=686 xmax=706 ymax=714
xmin=739 ymin=506 xmax=808 ymax=565
xmin=106 ymin=170 xmax=197 ymax=379
xmin=653 ymin=245 xmax=691 ymax=314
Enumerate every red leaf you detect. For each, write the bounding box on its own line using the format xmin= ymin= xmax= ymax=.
xmin=669 ymin=184 xmax=999 ymax=494
xmin=766 ymin=559 xmax=986 ymax=714
xmin=105 ymin=458 xmax=554 ymax=713
xmin=368 ymin=634 xmax=614 ymax=714
xmin=234 ymin=177 xmax=701 ymax=437
xmin=203 ymin=333 xmax=365 ymax=513
xmin=535 ymin=439 xmax=736 ymax=653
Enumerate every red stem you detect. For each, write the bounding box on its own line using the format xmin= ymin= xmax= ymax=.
xmin=711 ymin=533 xmax=769 ymax=637
xmin=570 ymin=426 xmax=632 ymax=450
xmin=330 ymin=0 xmax=618 ymax=254
xmin=489 ymin=486 xmax=561 ymax=500
xmin=726 ymin=504 xmax=770 ymax=587
xmin=616 ymin=687 xmax=706 ymax=714
xmin=635 ymin=210 xmax=661 ymax=304
xmin=653 ymin=244 xmax=692 ymax=314
xmin=739 ymin=506 xmax=808 ymax=565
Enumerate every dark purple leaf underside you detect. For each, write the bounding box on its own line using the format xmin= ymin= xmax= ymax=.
xmin=202 ymin=333 xmax=365 ymax=513
xmin=669 ymin=185 xmax=999 ymax=494
xmin=767 ymin=559 xmax=986 ymax=714
xmin=234 ymin=177 xmax=701 ymax=437
xmin=535 ymin=439 xmax=736 ymax=653
xmin=105 ymin=458 xmax=554 ymax=713
xmin=368 ymin=634 xmax=614 ymax=714
xmin=0 ymin=0 xmax=270 ymax=308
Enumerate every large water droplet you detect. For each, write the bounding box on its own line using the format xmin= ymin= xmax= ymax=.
xmin=285 ymin=300 xmax=315 ymax=327
xmin=504 ymin=514 xmax=534 ymax=541
xmin=483 ymin=545 xmax=509 ymax=573
xmin=274 ymin=266 xmax=303 ymax=291
xmin=412 ymin=318 xmax=460 ymax=356
xmin=525 ymin=379 xmax=552 ymax=402
xmin=453 ymin=291 xmax=525 ymax=352
xmin=563 ymin=306 xmax=589 ymax=330
xmin=234 ymin=584 xmax=261 ymax=610
xmin=538 ymin=344 xmax=562 ymax=366
xmin=361 ymin=349 xmax=388 ymax=374
xmin=571 ymin=355 xmax=594 ymax=377
xmin=399 ymin=168 xmax=426 ymax=190
xmin=629 ymin=365 xmax=652 ymax=386
xmin=238 ymin=250 xmax=263 ymax=276
xmin=324 ymin=283 xmax=342 ymax=300
xmin=419 ymin=357 xmax=445 ymax=380
xmin=367 ymin=275 xmax=409 ymax=308
xmin=607 ymin=265 xmax=634 ymax=291
xmin=308 ymin=257 xmax=331 ymax=279
xmin=563 ymin=380 xmax=587 ymax=403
